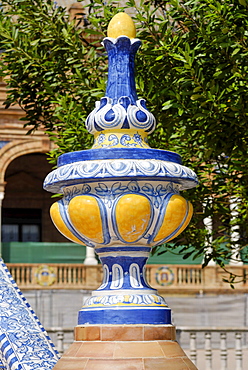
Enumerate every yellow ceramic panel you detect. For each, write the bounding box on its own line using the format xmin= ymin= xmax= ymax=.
xmin=107 ymin=12 xmax=136 ymax=39
xmin=166 ymin=201 xmax=193 ymax=242
xmin=154 ymin=195 xmax=187 ymax=242
xmin=68 ymin=196 xmax=104 ymax=244
xmin=50 ymin=202 xmax=84 ymax=245
xmin=115 ymin=194 xmax=151 ymax=243
xmin=92 ymin=129 xmax=149 ymax=149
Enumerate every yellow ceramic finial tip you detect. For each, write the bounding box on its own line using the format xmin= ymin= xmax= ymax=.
xmin=107 ymin=12 xmax=136 ymax=39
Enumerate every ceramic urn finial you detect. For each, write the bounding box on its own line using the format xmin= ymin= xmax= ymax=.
xmin=44 ymin=12 xmax=198 ymax=326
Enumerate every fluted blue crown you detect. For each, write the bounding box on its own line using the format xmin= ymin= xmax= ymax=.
xmin=86 ymin=36 xmax=156 ymax=135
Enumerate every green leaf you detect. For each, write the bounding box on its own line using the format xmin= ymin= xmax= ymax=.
xmin=239 ymin=0 xmax=247 ymax=6
xmin=190 ymin=94 xmax=202 ymax=100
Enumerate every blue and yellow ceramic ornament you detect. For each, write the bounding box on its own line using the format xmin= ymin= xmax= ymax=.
xmin=44 ymin=12 xmax=198 ymax=325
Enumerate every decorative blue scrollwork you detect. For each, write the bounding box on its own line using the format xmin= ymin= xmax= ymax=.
xmin=97 ymin=133 xmax=106 ymax=145
xmin=44 ymin=157 xmax=197 ymax=194
xmin=120 ymin=134 xmax=132 ymax=147
xmin=86 ymin=96 xmax=156 ymax=135
xmin=108 ymin=134 xmax=119 ymax=146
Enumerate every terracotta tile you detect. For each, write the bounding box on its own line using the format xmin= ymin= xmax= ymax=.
xmin=101 ymin=326 xmax=143 ymax=341
xmin=114 ymin=341 xmax=164 ymax=358
xmin=158 ymin=341 xmax=187 ymax=358
xmin=52 ymin=358 xmax=89 ymax=369
xmin=86 ymin=359 xmax=144 ymax=370
xmin=62 ymin=341 xmax=82 ymax=357
xmin=182 ymin=358 xmax=198 ymax=369
xmin=76 ymin=342 xmax=115 ymax=358
xmin=144 ymin=357 xmax=194 ymax=370
xmin=75 ymin=326 xmax=101 ymax=341
xmin=144 ymin=326 xmax=176 ymax=341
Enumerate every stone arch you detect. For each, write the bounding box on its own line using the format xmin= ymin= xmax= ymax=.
xmin=0 ymin=139 xmax=52 ymax=189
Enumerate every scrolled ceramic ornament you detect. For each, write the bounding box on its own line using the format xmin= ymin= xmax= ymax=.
xmin=44 ymin=12 xmax=198 ymax=325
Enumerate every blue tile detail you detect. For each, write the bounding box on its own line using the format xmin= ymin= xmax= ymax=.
xmin=78 ymin=307 xmax=171 ymax=325
xmin=58 ymin=147 xmax=182 ymax=166
xmin=0 ymin=259 xmax=59 ymax=369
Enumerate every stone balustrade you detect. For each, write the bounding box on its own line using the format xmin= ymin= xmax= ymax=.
xmin=177 ymin=327 xmax=248 ymax=370
xmin=6 ymin=263 xmax=248 ymax=293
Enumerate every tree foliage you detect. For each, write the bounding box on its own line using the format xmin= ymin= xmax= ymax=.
xmin=0 ymin=0 xmax=248 ymax=269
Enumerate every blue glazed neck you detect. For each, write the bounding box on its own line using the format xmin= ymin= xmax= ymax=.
xmin=95 ymin=246 xmax=155 ymax=293
xmin=104 ymin=36 xmax=141 ymax=105
xmin=78 ymin=246 xmax=172 ymax=325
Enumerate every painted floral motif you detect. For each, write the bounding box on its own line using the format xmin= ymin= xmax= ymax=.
xmin=133 ymin=133 xmax=146 ymax=146
xmin=94 ymin=180 xmax=179 ymax=209
xmin=64 ymin=184 xmax=91 ymax=202
xmin=64 ymin=180 xmax=179 ymax=209
xmin=95 ymin=182 xmax=128 ymax=208
xmin=142 ymin=183 xmax=180 ymax=208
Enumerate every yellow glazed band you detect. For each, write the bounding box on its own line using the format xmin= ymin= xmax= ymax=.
xmin=92 ymin=129 xmax=149 ymax=149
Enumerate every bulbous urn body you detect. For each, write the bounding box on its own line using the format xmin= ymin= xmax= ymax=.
xmin=50 ymin=180 xmax=192 ymax=249
xmin=44 ymin=147 xmax=197 ymax=325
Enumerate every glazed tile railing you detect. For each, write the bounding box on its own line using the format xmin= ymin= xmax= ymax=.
xmin=6 ymin=263 xmax=248 ymax=293
xmin=47 ymin=326 xmax=248 ymax=370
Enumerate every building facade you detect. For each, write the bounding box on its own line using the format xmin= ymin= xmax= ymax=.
xmin=0 ymin=76 xmax=76 ymax=255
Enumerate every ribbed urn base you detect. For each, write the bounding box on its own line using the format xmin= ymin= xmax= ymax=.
xmin=53 ymin=325 xmax=197 ymax=370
